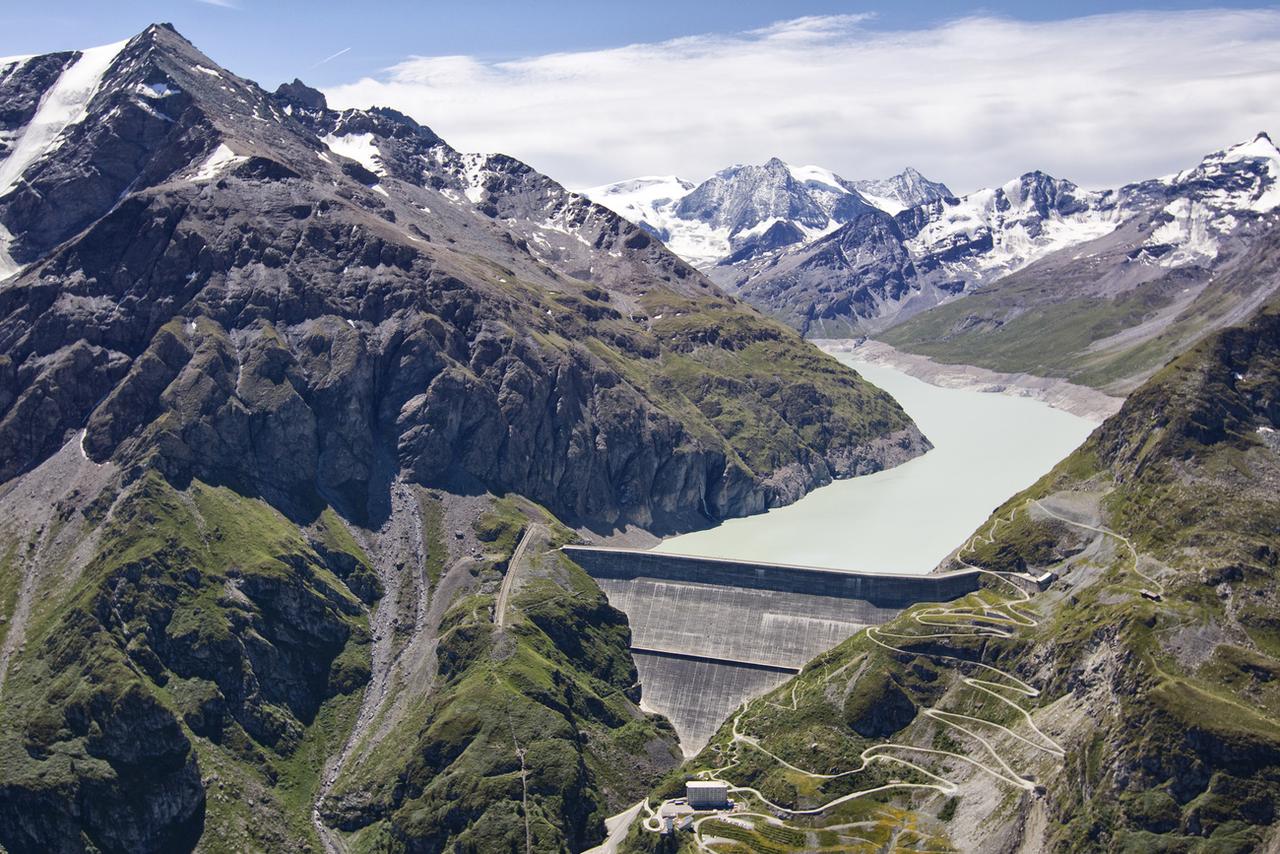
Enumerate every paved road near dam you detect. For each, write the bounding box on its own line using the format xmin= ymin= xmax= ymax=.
xmin=564 ymin=546 xmax=983 ymax=754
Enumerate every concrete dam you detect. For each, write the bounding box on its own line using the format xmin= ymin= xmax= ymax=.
xmin=562 ymin=546 xmax=983 ymax=754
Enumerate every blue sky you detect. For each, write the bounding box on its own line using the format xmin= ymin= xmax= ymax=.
xmin=3 ymin=1 xmax=1277 ymax=88
xmin=5 ymin=3 xmax=1280 ymax=190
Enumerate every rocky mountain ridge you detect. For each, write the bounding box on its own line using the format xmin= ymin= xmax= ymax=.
xmin=594 ymin=135 xmax=1280 ymax=344
xmin=0 ymin=24 xmax=928 ymax=854
xmin=0 ymin=25 xmax=926 ymax=533
xmin=848 ymin=165 xmax=952 ymax=215
xmin=883 ymin=135 xmax=1280 ymax=392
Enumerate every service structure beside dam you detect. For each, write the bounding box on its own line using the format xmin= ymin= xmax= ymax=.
xmin=563 ymin=546 xmax=984 ymax=753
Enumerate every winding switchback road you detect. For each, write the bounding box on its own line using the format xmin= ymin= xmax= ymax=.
xmin=640 ymin=495 xmax=1148 ymax=851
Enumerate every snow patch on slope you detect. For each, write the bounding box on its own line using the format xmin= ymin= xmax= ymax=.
xmin=856 ymin=191 xmax=907 ymax=215
xmin=192 ymin=143 xmax=247 ymax=181
xmin=321 ymin=132 xmax=386 ymax=176
xmin=136 ymin=81 xmax=178 ymax=99
xmin=1148 ymin=198 xmax=1219 ymax=265
xmin=786 ymin=163 xmax=845 ymax=193
xmin=0 ymin=222 xmax=19 ymax=281
xmin=580 ymin=175 xmax=737 ymax=267
xmin=0 ymin=39 xmax=128 ymax=280
xmin=0 ymin=39 xmax=128 ymax=198
xmin=459 ymin=152 xmax=490 ymax=203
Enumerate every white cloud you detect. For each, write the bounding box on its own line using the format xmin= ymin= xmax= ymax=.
xmin=323 ymin=10 xmax=1280 ymax=193
xmin=194 ymin=0 xmax=239 ymax=8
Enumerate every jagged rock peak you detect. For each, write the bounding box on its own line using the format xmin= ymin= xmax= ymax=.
xmin=274 ymin=78 xmax=327 ymax=111
xmin=849 ymin=167 xmax=953 ymax=213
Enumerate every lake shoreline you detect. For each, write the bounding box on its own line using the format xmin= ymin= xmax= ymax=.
xmin=814 ymin=339 xmax=1124 ymax=422
xmin=651 ymin=356 xmax=1098 ymax=573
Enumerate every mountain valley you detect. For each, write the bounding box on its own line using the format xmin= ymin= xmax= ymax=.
xmin=1 ymin=13 xmax=1279 ymax=854
xmin=617 ymin=289 xmax=1280 ymax=853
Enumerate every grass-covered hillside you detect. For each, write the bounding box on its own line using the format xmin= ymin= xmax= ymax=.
xmin=0 ymin=454 xmax=682 ymax=852
xmin=622 ymin=295 xmax=1280 ymax=852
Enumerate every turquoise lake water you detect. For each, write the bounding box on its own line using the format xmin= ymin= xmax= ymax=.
xmin=653 ymin=356 xmax=1098 ymax=573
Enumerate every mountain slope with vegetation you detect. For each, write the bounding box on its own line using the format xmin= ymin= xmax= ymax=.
xmin=880 ymin=138 xmax=1280 ymax=393
xmin=622 ymin=294 xmax=1280 ymax=852
xmin=0 ymin=25 xmax=928 ymax=853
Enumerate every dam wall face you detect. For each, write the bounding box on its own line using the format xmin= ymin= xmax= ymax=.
xmin=564 ymin=547 xmax=981 ymax=754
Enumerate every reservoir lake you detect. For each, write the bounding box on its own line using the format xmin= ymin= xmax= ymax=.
xmin=654 ymin=355 xmax=1099 ymax=574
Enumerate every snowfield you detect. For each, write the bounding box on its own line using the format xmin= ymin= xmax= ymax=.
xmin=0 ymin=39 xmax=129 ymax=281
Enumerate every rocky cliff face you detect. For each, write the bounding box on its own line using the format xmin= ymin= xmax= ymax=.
xmin=0 ymin=25 xmax=925 ymax=535
xmin=735 ymin=210 xmax=920 ymax=336
xmin=848 ymin=166 xmax=953 ymax=215
xmin=0 ymin=24 xmax=927 ymax=854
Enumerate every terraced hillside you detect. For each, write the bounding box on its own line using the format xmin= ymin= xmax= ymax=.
xmin=622 ymin=295 xmax=1280 ymax=851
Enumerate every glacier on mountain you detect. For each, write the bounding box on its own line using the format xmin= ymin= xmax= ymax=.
xmin=582 ymin=158 xmax=950 ymax=269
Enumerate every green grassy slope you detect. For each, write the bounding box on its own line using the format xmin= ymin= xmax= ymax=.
xmin=0 ymin=475 xmax=681 ymax=853
xmin=320 ymin=501 xmax=681 ymax=853
xmin=880 ymin=276 xmax=1186 ymax=390
xmin=0 ymin=473 xmax=373 ymax=852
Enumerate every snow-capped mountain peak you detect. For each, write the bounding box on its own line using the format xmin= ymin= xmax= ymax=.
xmin=892 ymin=168 xmax=1115 ymax=288
xmin=583 ymin=159 xmax=951 ymax=268
xmin=674 ymin=157 xmax=831 ymax=234
xmin=849 ymin=167 xmax=953 ymax=215
xmin=1140 ymin=132 xmax=1280 ymax=266
xmin=1211 ymin=131 xmax=1279 ymax=168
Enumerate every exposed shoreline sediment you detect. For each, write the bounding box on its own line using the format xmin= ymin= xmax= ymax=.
xmin=816 ymin=339 xmax=1124 ymax=422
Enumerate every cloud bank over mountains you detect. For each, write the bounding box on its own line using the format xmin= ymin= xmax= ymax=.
xmin=325 ymin=10 xmax=1280 ymax=191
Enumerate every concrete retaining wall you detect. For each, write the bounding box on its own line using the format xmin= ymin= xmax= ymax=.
xmin=633 ymin=652 xmax=793 ymax=755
